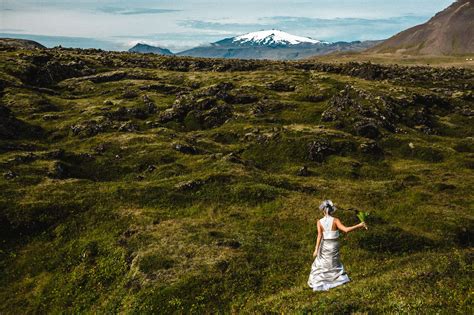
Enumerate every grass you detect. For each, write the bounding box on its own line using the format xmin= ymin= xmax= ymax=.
xmin=0 ymin=45 xmax=473 ymax=314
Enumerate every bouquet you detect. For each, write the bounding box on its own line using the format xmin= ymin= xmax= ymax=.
xmin=356 ymin=210 xmax=369 ymax=223
xmin=335 ymin=205 xmax=369 ymax=227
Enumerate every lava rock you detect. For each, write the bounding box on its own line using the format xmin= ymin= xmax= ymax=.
xmin=70 ymin=120 xmax=110 ymax=137
xmin=297 ymin=166 xmax=310 ymax=177
xmin=3 ymin=170 xmax=18 ymax=180
xmin=175 ymin=179 xmax=204 ymax=191
xmin=354 ymin=120 xmax=380 ymax=139
xmin=308 ymin=138 xmax=335 ymax=162
xmin=359 ymin=140 xmax=383 ymax=156
xmin=173 ymin=143 xmax=199 ymax=155
xmin=225 ymin=93 xmax=259 ymax=104
xmin=146 ymin=165 xmax=156 ymax=172
xmin=121 ymin=89 xmax=139 ymax=99
xmin=42 ymin=114 xmax=60 ymax=121
xmin=217 ymin=239 xmax=241 ymax=249
xmin=266 ymin=81 xmax=295 ymax=92
xmin=47 ymin=161 xmax=68 ymax=179
xmin=118 ymin=121 xmax=139 ymax=132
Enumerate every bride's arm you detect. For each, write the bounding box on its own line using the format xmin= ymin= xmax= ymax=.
xmin=312 ymin=221 xmax=322 ymax=258
xmin=335 ymin=218 xmax=367 ymax=233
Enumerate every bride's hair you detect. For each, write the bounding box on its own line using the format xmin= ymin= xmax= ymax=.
xmin=319 ymin=200 xmax=336 ymax=215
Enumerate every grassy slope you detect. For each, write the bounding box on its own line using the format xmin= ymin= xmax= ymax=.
xmin=0 ymin=48 xmax=473 ymax=314
xmin=310 ymin=52 xmax=474 ymax=69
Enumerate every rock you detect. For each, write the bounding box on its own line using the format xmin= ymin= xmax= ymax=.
xmin=146 ymin=165 xmax=156 ymax=172
xmin=216 ymin=239 xmax=241 ymax=249
xmin=139 ymin=83 xmax=180 ymax=94
xmin=121 ymin=89 xmax=138 ymax=99
xmin=173 ymin=143 xmax=199 ymax=155
xmin=3 ymin=170 xmax=18 ymax=180
xmin=159 ymin=92 xmax=233 ymax=129
xmin=266 ymin=81 xmax=295 ymax=92
xmin=250 ymin=100 xmax=287 ymax=116
xmin=299 ymin=94 xmax=325 ymax=102
xmin=175 ymin=179 xmax=204 ymax=191
xmin=94 ymin=143 xmax=107 ymax=154
xmin=29 ymin=59 xmax=94 ymax=86
xmin=223 ymin=152 xmax=244 ymax=164
xmin=359 ymin=140 xmax=383 ymax=156
xmin=321 ymin=85 xmax=398 ymax=138
xmin=455 ymin=106 xmax=474 ymax=117
xmin=201 ymin=82 xmax=234 ymax=96
xmin=144 ymin=101 xmax=157 ymax=114
xmin=81 ymin=71 xmax=126 ymax=84
xmin=42 ymin=114 xmax=60 ymax=121
xmin=70 ymin=120 xmax=110 ymax=137
xmin=44 ymin=149 xmax=65 ymax=159
xmin=118 ymin=121 xmax=139 ymax=132
xmin=106 ymin=106 xmax=150 ymax=121
xmin=10 ymin=152 xmax=38 ymax=164
xmin=0 ymin=104 xmax=43 ymax=140
xmin=216 ymin=260 xmax=230 ymax=272
xmin=434 ymin=183 xmax=456 ymax=191
xmin=308 ymin=138 xmax=335 ymax=162
xmin=297 ymin=166 xmax=310 ymax=177
xmin=354 ymin=120 xmax=380 ymax=139
xmin=103 ymin=100 xmax=114 ymax=106
xmin=47 ymin=161 xmax=67 ymax=179
xmin=224 ymin=93 xmax=259 ymax=104
xmin=81 ymin=241 xmax=99 ymax=262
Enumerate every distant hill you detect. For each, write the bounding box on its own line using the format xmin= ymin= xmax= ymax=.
xmin=177 ymin=30 xmax=381 ymax=60
xmin=129 ymin=43 xmax=174 ymax=55
xmin=369 ymin=0 xmax=474 ymax=55
xmin=0 ymin=38 xmax=45 ymax=50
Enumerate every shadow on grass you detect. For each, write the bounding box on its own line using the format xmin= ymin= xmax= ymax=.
xmin=356 ymin=226 xmax=436 ymax=254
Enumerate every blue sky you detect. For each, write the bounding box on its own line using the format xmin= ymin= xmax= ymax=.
xmin=0 ymin=0 xmax=454 ymax=52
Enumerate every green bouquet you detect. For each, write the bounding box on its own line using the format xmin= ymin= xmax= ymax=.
xmin=356 ymin=210 xmax=369 ymax=222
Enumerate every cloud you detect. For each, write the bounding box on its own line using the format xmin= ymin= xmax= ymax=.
xmin=0 ymin=28 xmax=25 ymax=32
xmin=179 ymin=15 xmax=431 ymax=41
xmin=98 ymin=7 xmax=181 ymax=15
xmin=113 ymin=30 xmax=237 ymax=51
xmin=179 ymin=20 xmax=265 ymax=33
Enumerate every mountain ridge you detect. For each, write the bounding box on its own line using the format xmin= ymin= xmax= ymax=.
xmin=128 ymin=43 xmax=174 ymax=55
xmin=176 ymin=30 xmax=380 ymax=60
xmin=369 ymin=0 xmax=474 ymax=55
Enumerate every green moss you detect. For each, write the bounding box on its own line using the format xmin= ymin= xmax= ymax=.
xmin=0 ymin=46 xmax=472 ymax=314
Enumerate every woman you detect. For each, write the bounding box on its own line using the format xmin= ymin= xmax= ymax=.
xmin=308 ymin=200 xmax=367 ymax=291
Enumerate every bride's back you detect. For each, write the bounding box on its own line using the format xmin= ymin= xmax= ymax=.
xmin=319 ymin=215 xmax=340 ymax=239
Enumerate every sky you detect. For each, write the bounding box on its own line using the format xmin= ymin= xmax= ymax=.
xmin=0 ymin=0 xmax=454 ymax=52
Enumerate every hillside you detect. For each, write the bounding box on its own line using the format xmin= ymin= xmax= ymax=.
xmin=0 ymin=44 xmax=473 ymax=313
xmin=370 ymin=0 xmax=474 ymax=55
xmin=0 ymin=38 xmax=45 ymax=50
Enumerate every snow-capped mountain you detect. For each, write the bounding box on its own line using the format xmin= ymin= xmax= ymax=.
xmin=178 ymin=29 xmax=380 ymax=60
xmin=130 ymin=29 xmax=381 ymax=60
xmin=230 ymin=30 xmax=324 ymax=47
xmin=212 ymin=30 xmax=328 ymax=48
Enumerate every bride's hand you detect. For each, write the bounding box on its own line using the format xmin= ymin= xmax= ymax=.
xmin=312 ymin=250 xmax=318 ymax=258
xmin=361 ymin=222 xmax=368 ymax=230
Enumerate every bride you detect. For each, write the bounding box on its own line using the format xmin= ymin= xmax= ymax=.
xmin=308 ymin=200 xmax=368 ymax=291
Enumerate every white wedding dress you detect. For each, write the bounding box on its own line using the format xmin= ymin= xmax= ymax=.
xmin=308 ymin=215 xmax=351 ymax=291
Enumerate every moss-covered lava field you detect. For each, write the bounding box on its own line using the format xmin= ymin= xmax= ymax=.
xmin=0 ymin=44 xmax=473 ymax=313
